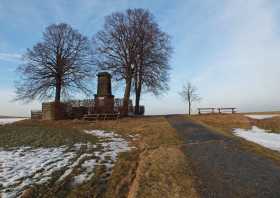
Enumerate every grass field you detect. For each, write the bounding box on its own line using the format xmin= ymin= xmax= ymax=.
xmin=0 ymin=123 xmax=98 ymax=148
xmin=254 ymin=116 xmax=280 ymax=133
xmin=90 ymin=117 xmax=198 ymax=198
xmin=2 ymin=113 xmax=279 ymax=197
xmin=0 ymin=119 xmax=133 ymax=197
xmin=0 ymin=117 xmax=198 ymax=198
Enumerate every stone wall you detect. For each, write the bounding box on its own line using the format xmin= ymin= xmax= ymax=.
xmin=42 ymin=102 xmax=67 ymax=120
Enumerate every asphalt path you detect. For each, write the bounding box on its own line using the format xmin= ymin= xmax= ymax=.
xmin=166 ymin=115 xmax=280 ymax=198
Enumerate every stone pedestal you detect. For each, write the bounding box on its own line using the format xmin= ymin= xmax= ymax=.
xmin=94 ymin=95 xmax=114 ymax=114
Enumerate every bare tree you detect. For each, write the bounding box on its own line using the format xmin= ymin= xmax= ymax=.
xmin=15 ymin=23 xmax=94 ymax=103
xmin=132 ymin=9 xmax=172 ymax=114
xmin=92 ymin=8 xmax=171 ymax=116
xmin=179 ymin=82 xmax=201 ymax=116
xmin=92 ymin=9 xmax=140 ymax=116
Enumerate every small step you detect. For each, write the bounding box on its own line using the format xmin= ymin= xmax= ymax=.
xmin=83 ymin=113 xmax=120 ymax=121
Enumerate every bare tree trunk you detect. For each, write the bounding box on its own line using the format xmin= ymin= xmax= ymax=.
xmin=188 ymin=100 xmax=191 ymax=116
xmin=134 ymin=83 xmax=142 ymax=115
xmin=55 ymin=77 xmax=61 ymax=102
xmin=122 ymin=77 xmax=132 ymax=116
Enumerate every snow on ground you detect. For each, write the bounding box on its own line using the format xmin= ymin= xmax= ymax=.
xmin=0 ymin=130 xmax=134 ymax=198
xmin=0 ymin=118 xmax=27 ymax=125
xmin=233 ymin=126 xmax=280 ymax=152
xmin=244 ymin=114 xmax=280 ymax=120
xmin=0 ymin=146 xmax=78 ymax=198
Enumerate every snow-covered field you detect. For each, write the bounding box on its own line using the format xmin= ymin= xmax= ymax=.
xmin=0 ymin=118 xmax=27 ymax=125
xmin=244 ymin=114 xmax=280 ymax=120
xmin=233 ymin=126 xmax=280 ymax=152
xmin=0 ymin=130 xmax=134 ymax=198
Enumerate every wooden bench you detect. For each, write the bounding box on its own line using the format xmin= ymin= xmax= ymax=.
xmin=217 ymin=108 xmax=236 ymax=114
xmin=83 ymin=113 xmax=120 ymax=121
xmin=198 ymin=108 xmax=215 ymax=115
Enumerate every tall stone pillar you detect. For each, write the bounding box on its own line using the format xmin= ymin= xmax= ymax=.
xmin=94 ymin=72 xmax=115 ymax=114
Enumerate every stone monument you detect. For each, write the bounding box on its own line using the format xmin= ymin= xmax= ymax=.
xmin=94 ymin=72 xmax=115 ymax=113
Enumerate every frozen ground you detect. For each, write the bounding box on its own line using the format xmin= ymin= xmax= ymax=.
xmin=0 ymin=130 xmax=135 ymax=198
xmin=233 ymin=126 xmax=280 ymax=152
xmin=0 ymin=118 xmax=27 ymax=125
xmin=244 ymin=114 xmax=280 ymax=120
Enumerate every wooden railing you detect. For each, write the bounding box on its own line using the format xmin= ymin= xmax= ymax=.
xmin=198 ymin=108 xmax=215 ymax=114
xmin=198 ymin=108 xmax=237 ymax=114
xmin=31 ymin=110 xmax=42 ymax=120
xmin=217 ymin=108 xmax=236 ymax=114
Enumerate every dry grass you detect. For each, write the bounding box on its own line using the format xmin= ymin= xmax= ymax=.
xmin=5 ymin=116 xmax=199 ymax=198
xmin=243 ymin=111 xmax=280 ymax=115
xmin=190 ymin=114 xmax=252 ymax=137
xmin=127 ymin=147 xmax=198 ymax=198
xmin=91 ymin=116 xmax=198 ymax=198
xmin=255 ymin=116 xmax=280 ymax=133
xmin=191 ymin=113 xmax=280 ymax=164
xmin=92 ymin=117 xmax=182 ymax=148
xmin=0 ymin=122 xmax=98 ymax=148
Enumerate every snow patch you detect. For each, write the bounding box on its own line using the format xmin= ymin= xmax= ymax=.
xmin=233 ymin=126 xmax=280 ymax=152
xmin=0 ymin=118 xmax=27 ymax=125
xmin=0 ymin=130 xmax=134 ymax=197
xmin=244 ymin=114 xmax=279 ymax=120
xmin=0 ymin=146 xmax=77 ymax=198
xmin=70 ymin=130 xmax=134 ymax=184
xmin=58 ymin=153 xmax=93 ymax=182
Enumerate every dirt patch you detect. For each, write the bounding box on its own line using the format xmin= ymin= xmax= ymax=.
xmin=105 ymin=151 xmax=140 ymax=198
xmin=127 ymin=146 xmax=198 ymax=198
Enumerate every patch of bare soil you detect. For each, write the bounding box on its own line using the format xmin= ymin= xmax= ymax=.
xmin=127 ymin=146 xmax=198 ymax=198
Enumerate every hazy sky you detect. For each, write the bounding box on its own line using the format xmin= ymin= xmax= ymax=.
xmin=0 ymin=0 xmax=279 ymax=116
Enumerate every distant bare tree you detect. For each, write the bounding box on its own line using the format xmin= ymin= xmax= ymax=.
xmin=15 ymin=23 xmax=94 ymax=102
xmin=93 ymin=8 xmax=171 ymax=116
xmin=179 ymin=82 xmax=201 ymax=116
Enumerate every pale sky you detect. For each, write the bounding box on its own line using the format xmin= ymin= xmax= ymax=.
xmin=0 ymin=0 xmax=280 ymax=116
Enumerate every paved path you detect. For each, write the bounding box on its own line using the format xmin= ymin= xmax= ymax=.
xmin=166 ymin=115 xmax=280 ymax=198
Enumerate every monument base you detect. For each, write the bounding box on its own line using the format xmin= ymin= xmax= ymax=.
xmin=94 ymin=95 xmax=114 ymax=114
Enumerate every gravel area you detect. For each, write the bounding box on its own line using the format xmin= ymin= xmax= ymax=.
xmin=166 ymin=115 xmax=280 ymax=198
